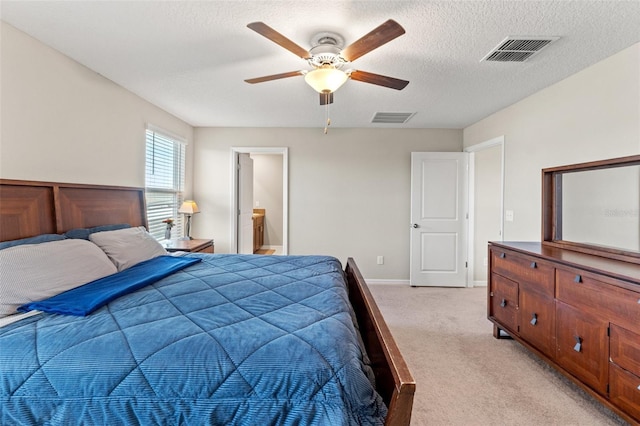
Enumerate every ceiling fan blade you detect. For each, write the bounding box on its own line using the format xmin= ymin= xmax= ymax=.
xmin=245 ymin=71 xmax=305 ymax=84
xmin=247 ymin=22 xmax=312 ymax=59
xmin=349 ymin=70 xmax=409 ymax=90
xmin=341 ymin=19 xmax=405 ymax=62
xmin=319 ymin=92 xmax=334 ymax=105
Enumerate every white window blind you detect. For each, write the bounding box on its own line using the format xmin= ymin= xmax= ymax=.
xmin=145 ymin=128 xmax=186 ymax=241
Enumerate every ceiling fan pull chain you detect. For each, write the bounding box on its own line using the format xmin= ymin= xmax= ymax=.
xmin=324 ymin=101 xmax=331 ymax=134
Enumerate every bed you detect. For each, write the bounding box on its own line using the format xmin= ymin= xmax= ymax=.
xmin=0 ymin=179 xmax=415 ymax=425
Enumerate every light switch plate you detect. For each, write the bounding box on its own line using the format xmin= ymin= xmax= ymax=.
xmin=505 ymin=210 xmax=514 ymax=222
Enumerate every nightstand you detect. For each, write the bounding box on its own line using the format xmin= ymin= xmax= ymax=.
xmin=165 ymin=239 xmax=214 ymax=253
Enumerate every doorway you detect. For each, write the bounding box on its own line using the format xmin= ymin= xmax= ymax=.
xmin=465 ymin=136 xmax=505 ymax=286
xmin=230 ymin=147 xmax=288 ymax=255
xmin=409 ymin=141 xmax=504 ymax=288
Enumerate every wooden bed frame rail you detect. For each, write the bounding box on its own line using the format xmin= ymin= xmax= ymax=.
xmin=0 ymin=179 xmax=415 ymax=425
xmin=346 ymin=258 xmax=416 ymax=426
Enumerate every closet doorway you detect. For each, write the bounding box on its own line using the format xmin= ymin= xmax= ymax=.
xmin=230 ymin=147 xmax=288 ymax=255
xmin=465 ymin=136 xmax=504 ymax=286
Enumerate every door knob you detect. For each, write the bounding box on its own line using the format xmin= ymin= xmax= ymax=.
xmin=412 ymin=224 xmax=419 ymax=228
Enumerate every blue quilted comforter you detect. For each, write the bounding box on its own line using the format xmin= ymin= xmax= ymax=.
xmin=0 ymin=254 xmax=386 ymax=425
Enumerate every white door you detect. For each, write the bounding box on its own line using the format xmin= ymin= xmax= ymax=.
xmin=410 ymin=152 xmax=469 ymax=287
xmin=238 ymin=153 xmax=254 ymax=254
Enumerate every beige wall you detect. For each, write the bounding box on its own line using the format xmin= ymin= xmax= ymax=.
xmin=464 ymin=43 xmax=640 ymax=242
xmin=192 ymin=128 xmax=462 ymax=279
xmin=0 ymin=22 xmax=194 ymax=190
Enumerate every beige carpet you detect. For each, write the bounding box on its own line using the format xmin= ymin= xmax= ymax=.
xmin=368 ymin=285 xmax=627 ymax=425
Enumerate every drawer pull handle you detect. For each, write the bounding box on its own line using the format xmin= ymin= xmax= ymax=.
xmin=574 ymin=275 xmax=582 ymax=283
xmin=573 ymin=336 xmax=582 ymax=352
xmin=500 ymin=299 xmax=507 ymax=308
xmin=530 ymin=262 xmax=537 ymax=268
xmin=530 ymin=313 xmax=538 ymax=326
xmin=500 ymin=253 xmax=506 ymax=259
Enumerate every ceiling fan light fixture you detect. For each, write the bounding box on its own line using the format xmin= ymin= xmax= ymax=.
xmin=304 ymin=65 xmax=348 ymax=93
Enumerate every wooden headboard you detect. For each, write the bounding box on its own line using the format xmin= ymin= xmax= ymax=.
xmin=0 ymin=179 xmax=147 ymax=242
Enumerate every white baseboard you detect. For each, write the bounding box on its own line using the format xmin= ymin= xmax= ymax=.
xmin=365 ymin=279 xmax=411 ymax=286
xmin=366 ymin=279 xmax=488 ymax=287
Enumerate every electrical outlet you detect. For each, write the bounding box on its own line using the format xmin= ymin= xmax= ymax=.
xmin=377 ymin=256 xmax=384 ymax=265
xmin=255 ymin=201 xmax=260 ymax=207
xmin=483 ymin=257 xmax=488 ymax=266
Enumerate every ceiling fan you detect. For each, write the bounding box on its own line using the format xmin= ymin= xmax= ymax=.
xmin=245 ymin=20 xmax=409 ymax=105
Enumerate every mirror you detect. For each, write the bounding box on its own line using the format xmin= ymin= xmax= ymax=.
xmin=542 ymin=155 xmax=640 ymax=264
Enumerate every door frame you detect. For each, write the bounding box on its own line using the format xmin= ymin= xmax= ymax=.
xmin=464 ymin=136 xmax=505 ymax=287
xmin=230 ymin=147 xmax=289 ymax=254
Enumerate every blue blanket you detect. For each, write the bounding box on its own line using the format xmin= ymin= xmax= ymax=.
xmin=18 ymin=255 xmax=201 ymax=316
xmin=1 ymin=254 xmax=386 ymax=425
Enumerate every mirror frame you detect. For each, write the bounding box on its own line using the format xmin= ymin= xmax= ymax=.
xmin=542 ymin=154 xmax=640 ymax=265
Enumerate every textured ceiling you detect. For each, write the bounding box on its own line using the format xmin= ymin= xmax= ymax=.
xmin=1 ymin=1 xmax=639 ymax=129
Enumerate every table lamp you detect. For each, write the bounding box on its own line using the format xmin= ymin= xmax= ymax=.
xmin=178 ymin=200 xmax=200 ymax=240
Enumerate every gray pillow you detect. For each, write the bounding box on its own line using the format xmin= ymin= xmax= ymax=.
xmin=89 ymin=226 xmax=167 ymax=271
xmin=0 ymin=239 xmax=117 ymax=317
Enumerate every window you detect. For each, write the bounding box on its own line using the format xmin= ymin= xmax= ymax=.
xmin=145 ymin=128 xmax=186 ymax=240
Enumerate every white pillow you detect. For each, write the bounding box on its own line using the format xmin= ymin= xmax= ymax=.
xmin=89 ymin=226 xmax=167 ymax=271
xmin=0 ymin=239 xmax=117 ymax=318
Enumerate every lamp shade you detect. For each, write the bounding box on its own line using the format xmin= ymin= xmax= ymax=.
xmin=304 ymin=65 xmax=348 ymax=93
xmin=178 ymin=200 xmax=200 ymax=215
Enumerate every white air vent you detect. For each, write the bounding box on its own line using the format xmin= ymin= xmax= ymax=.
xmin=481 ymin=36 xmax=559 ymax=62
xmin=371 ymin=112 xmax=415 ymax=124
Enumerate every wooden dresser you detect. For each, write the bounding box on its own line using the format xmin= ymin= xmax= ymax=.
xmin=488 ymin=241 xmax=640 ymax=423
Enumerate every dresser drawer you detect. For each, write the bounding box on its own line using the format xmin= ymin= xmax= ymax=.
xmin=555 ymin=301 xmax=609 ymax=395
xmin=556 ymin=268 xmax=640 ymax=328
xmin=198 ymin=244 xmax=214 ymax=254
xmin=489 ymin=273 xmax=519 ymax=333
xmin=490 ymin=249 xmax=554 ymax=296
xmin=611 ymin=324 xmax=640 ymax=377
xmin=519 ymin=290 xmax=555 ymax=358
xmin=610 ymin=363 xmax=640 ymax=422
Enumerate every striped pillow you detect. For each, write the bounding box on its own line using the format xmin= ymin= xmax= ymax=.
xmin=0 ymin=239 xmax=117 ymax=318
